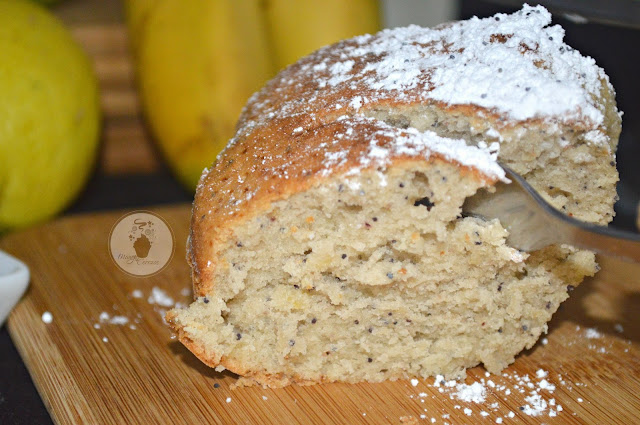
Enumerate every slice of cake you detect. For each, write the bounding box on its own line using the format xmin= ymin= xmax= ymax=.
xmin=167 ymin=5 xmax=620 ymax=388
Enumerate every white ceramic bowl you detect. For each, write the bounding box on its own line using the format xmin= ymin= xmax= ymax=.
xmin=0 ymin=250 xmax=30 ymax=326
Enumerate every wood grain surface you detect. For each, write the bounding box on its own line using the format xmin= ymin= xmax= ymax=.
xmin=1 ymin=205 xmax=639 ymax=424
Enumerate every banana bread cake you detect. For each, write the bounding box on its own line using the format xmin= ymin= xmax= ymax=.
xmin=167 ymin=5 xmax=620 ymax=388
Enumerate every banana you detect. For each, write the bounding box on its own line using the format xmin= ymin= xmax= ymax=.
xmin=264 ymin=0 xmax=381 ymax=70
xmin=124 ymin=0 xmax=160 ymax=57
xmin=129 ymin=0 xmax=273 ymax=190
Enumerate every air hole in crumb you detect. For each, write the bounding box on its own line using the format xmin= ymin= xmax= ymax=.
xmin=414 ymin=197 xmax=435 ymax=210
xmin=383 ymin=116 xmax=410 ymax=129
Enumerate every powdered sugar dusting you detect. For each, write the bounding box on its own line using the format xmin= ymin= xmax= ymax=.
xmin=195 ymin=5 xmax=616 ymax=223
xmin=585 ymin=327 xmax=602 ymax=339
xmin=331 ymin=4 xmax=606 ymax=125
xmin=337 ymin=116 xmax=505 ymax=181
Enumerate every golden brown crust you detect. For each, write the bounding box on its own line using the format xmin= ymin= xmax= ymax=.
xmin=167 ymin=310 xmax=335 ymax=388
xmin=167 ymin=310 xmax=407 ymax=388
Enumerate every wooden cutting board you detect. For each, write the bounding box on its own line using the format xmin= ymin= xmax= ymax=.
xmin=2 ymin=205 xmax=639 ymax=424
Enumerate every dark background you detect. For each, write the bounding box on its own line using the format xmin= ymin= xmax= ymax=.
xmin=1 ymin=1 xmax=638 ymax=423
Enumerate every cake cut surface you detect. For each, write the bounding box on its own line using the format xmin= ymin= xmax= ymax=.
xmin=167 ymin=5 xmax=620 ymax=388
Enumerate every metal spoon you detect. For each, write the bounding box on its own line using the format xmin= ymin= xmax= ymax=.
xmin=462 ymin=164 xmax=640 ymax=262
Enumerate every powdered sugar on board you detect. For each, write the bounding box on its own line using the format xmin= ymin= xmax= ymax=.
xmin=391 ymin=320 xmax=637 ymax=423
xmin=405 ymin=369 xmax=569 ymax=422
xmin=90 ymin=286 xmax=192 ymax=341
